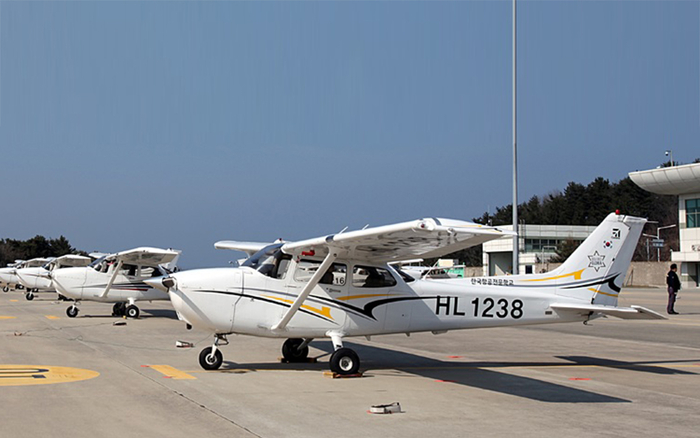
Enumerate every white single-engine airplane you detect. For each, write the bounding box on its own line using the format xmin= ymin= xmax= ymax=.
xmin=153 ymin=212 xmax=664 ymax=375
xmin=52 ymin=247 xmax=181 ymax=318
xmin=15 ymin=254 xmax=95 ymax=300
xmin=0 ymin=258 xmax=52 ymax=293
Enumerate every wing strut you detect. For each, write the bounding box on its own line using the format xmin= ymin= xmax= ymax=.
xmin=271 ymin=251 xmax=337 ymax=332
xmin=100 ymin=260 xmax=123 ymax=298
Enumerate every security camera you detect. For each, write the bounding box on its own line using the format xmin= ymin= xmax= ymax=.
xmin=665 ymin=151 xmax=670 ymax=156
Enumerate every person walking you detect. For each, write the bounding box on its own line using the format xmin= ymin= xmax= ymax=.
xmin=666 ymin=263 xmax=681 ymax=314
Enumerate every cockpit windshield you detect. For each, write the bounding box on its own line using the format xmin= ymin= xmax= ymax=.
xmin=89 ymin=256 xmax=108 ymax=270
xmin=241 ymin=243 xmax=290 ymax=279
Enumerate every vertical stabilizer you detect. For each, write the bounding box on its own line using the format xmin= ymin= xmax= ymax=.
xmin=517 ymin=213 xmax=646 ymax=305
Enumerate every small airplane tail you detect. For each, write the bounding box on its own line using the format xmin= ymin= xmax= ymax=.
xmin=516 ymin=212 xmax=646 ymax=306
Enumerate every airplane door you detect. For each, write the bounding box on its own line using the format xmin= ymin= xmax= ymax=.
xmin=288 ymin=260 xmax=348 ymax=330
xmin=228 ymin=270 xmax=243 ymax=331
xmin=319 ymin=262 xmax=348 ymax=329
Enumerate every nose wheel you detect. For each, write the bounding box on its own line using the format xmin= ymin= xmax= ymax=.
xmin=25 ymin=291 xmax=35 ymax=301
xmin=198 ymin=334 xmax=228 ymax=370
xmin=66 ymin=305 xmax=80 ymax=318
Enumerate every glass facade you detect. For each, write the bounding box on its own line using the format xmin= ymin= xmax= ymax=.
xmin=524 ymin=238 xmax=560 ymax=252
xmin=687 ymin=198 xmax=700 ymax=228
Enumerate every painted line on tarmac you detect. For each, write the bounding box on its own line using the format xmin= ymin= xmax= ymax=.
xmin=0 ymin=365 xmax=99 ymax=387
xmin=145 ymin=365 xmax=197 ymax=380
xmin=0 ymin=316 xmax=17 ymax=320
xmin=44 ymin=315 xmax=60 ymax=320
xmin=9 ymin=300 xmax=18 ymax=302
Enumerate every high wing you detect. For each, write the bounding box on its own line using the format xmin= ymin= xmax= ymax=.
xmin=54 ymin=254 xmax=92 ymax=268
xmin=99 ymin=247 xmax=181 ymax=298
xmin=214 ymin=241 xmax=272 ymax=257
xmin=281 ymin=218 xmax=514 ymax=263
xmin=270 ymin=218 xmax=513 ymax=332
xmin=107 ymin=247 xmax=181 ymax=267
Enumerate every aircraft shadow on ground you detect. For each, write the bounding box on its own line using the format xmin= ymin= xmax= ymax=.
xmin=557 ymin=356 xmax=699 ymax=375
xmin=218 ymin=341 xmax=640 ymax=403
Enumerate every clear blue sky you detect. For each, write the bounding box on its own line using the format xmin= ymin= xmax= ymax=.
xmin=1 ymin=1 xmax=698 ymax=268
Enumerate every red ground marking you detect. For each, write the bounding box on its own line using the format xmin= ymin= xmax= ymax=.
xmin=569 ymin=377 xmax=591 ymax=381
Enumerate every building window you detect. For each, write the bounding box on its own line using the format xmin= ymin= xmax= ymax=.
xmin=687 ymin=199 xmax=700 ymax=228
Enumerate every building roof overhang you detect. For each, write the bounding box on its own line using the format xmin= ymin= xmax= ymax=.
xmin=629 ymin=162 xmax=700 ymax=196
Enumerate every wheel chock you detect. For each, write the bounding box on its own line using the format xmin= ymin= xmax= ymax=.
xmin=323 ymin=371 xmax=364 ymax=379
xmin=368 ymin=402 xmax=402 ymax=414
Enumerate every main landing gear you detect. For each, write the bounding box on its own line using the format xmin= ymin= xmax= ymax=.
xmin=25 ymin=289 xmax=37 ymax=301
xmin=3 ymin=286 xmax=9 ymax=293
xmin=111 ymin=301 xmax=140 ymax=318
xmin=195 ymin=334 xmax=360 ymax=376
xmin=328 ymin=334 xmax=360 ymax=376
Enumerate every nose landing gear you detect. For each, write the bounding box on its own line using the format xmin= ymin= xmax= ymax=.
xmin=198 ymin=334 xmax=228 ymax=370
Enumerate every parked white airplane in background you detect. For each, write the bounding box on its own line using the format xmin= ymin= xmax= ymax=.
xmin=52 ymin=247 xmax=181 ymax=318
xmin=150 ymin=212 xmax=664 ymax=375
xmin=0 ymin=258 xmax=52 ymax=293
xmin=15 ymin=254 xmax=94 ymax=300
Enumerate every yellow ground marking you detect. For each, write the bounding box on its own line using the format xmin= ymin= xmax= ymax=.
xmin=147 ymin=365 xmax=196 ymax=380
xmin=9 ymin=299 xmax=18 ymax=302
xmin=263 ymin=295 xmax=332 ymax=319
xmin=45 ymin=315 xmax=60 ymax=320
xmin=522 ymin=269 xmax=585 ymax=282
xmin=0 ymin=316 xmax=17 ymax=320
xmin=0 ymin=365 xmax=99 ymax=387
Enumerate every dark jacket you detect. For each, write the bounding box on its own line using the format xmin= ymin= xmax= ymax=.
xmin=667 ymin=270 xmax=681 ymax=292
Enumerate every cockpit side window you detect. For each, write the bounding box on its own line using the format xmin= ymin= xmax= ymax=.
xmin=352 ymin=265 xmax=397 ymax=288
xmin=294 ymin=260 xmax=347 ymax=285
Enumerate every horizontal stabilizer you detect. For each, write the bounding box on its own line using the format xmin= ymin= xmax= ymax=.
xmin=551 ymin=303 xmax=666 ymax=320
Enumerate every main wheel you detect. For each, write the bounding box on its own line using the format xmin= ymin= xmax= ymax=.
xmin=2 ymin=286 xmax=8 ymax=292
xmin=330 ymin=348 xmax=360 ymax=375
xmin=282 ymin=338 xmax=309 ymax=362
xmin=199 ymin=347 xmax=223 ymax=370
xmin=25 ymin=292 xmax=34 ymax=301
xmin=66 ymin=306 xmax=79 ymax=318
xmin=125 ymin=305 xmax=140 ymax=319
xmin=112 ymin=303 xmax=126 ymax=316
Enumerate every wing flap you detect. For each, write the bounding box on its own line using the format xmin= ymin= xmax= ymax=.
xmin=551 ymin=303 xmax=667 ymax=320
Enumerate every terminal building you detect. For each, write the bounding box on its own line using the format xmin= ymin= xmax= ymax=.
xmin=630 ymin=162 xmax=700 ymax=289
xmin=483 ymin=224 xmax=596 ymax=276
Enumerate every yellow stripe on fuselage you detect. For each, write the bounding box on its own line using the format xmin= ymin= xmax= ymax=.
xmin=262 ymin=296 xmax=333 ymax=320
xmin=521 ymin=269 xmax=585 ymax=283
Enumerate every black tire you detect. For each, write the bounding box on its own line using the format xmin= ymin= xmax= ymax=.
xmin=282 ymin=338 xmax=309 ymax=362
xmin=199 ymin=347 xmax=223 ymax=370
xmin=26 ymin=293 xmax=34 ymax=301
xmin=330 ymin=348 xmax=360 ymax=375
xmin=125 ymin=305 xmax=140 ymax=319
xmin=2 ymin=286 xmax=8 ymax=293
xmin=112 ymin=303 xmax=126 ymax=316
xmin=66 ymin=306 xmax=79 ymax=318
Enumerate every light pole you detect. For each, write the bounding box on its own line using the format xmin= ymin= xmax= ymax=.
xmin=665 ymin=150 xmax=674 ymax=166
xmin=644 ymin=224 xmax=677 ymax=261
xmin=656 ymin=224 xmax=677 ymax=261
xmin=512 ymin=0 xmax=519 ymax=274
